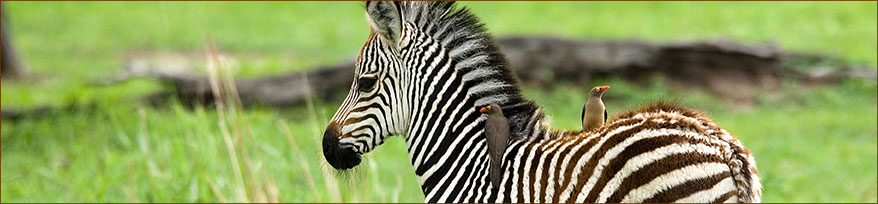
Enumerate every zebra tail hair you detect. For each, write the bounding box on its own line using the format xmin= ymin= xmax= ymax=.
xmin=727 ymin=147 xmax=762 ymax=203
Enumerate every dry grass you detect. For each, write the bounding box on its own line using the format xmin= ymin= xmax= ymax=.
xmin=203 ymin=36 xmax=279 ymax=202
xmin=198 ymin=35 xmax=370 ymax=202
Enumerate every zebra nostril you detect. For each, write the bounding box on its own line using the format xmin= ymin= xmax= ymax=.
xmin=322 ymin=122 xmax=362 ymax=170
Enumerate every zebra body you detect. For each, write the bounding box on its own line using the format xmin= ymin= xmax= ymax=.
xmin=497 ymin=103 xmax=760 ymax=203
xmin=320 ymin=1 xmax=761 ymax=203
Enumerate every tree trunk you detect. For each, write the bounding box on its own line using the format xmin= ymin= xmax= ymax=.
xmin=1 ymin=4 xmax=27 ymax=79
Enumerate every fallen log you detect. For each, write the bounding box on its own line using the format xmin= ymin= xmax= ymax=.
xmin=123 ymin=59 xmax=355 ymax=108
xmin=113 ymin=36 xmax=873 ymax=108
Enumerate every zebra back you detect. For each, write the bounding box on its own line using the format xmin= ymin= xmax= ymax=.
xmin=498 ymin=102 xmax=762 ymax=203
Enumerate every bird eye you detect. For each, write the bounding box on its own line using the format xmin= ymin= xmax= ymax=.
xmin=358 ymin=76 xmax=378 ymax=92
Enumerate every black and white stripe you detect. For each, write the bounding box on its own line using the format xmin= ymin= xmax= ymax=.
xmin=322 ymin=2 xmax=761 ymax=203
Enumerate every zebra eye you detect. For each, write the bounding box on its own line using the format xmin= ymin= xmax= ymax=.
xmin=358 ymin=76 xmax=378 ymax=92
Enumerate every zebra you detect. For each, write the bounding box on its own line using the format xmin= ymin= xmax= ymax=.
xmin=320 ymin=1 xmax=762 ymax=203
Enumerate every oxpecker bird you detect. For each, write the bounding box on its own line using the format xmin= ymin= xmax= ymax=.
xmin=480 ymin=103 xmax=508 ymax=189
xmin=582 ymin=85 xmax=610 ymax=131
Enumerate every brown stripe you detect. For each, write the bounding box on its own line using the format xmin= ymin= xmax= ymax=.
xmin=528 ymin=142 xmax=547 ymax=202
xmin=555 ymin=135 xmax=602 ymax=202
xmin=568 ymin=119 xmax=686 ymax=202
xmin=642 ymin=171 xmax=732 ymax=203
xmin=555 ymin=117 xmax=645 ymax=202
xmin=549 ymin=135 xmax=591 ymax=202
xmin=536 ymin=139 xmax=565 ymax=202
xmin=582 ymin=134 xmax=719 ymax=202
xmin=604 ymin=152 xmax=725 ymax=202
xmin=710 ymin=190 xmax=738 ymax=203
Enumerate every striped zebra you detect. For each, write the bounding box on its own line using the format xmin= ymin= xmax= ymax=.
xmin=320 ymin=1 xmax=762 ymax=203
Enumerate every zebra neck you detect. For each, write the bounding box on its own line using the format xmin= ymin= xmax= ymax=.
xmin=403 ymin=68 xmax=490 ymax=200
xmin=402 ymin=19 xmax=553 ymax=199
xmin=402 ymin=63 xmax=557 ymax=202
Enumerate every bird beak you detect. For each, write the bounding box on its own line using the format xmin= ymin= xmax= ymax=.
xmin=480 ymin=107 xmax=489 ymax=113
xmin=600 ymin=86 xmax=610 ymax=92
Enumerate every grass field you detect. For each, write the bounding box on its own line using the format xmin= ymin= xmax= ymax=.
xmin=2 ymin=2 xmax=876 ymax=202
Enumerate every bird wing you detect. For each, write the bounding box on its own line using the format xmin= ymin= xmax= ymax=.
xmin=604 ymin=109 xmax=608 ymax=123
xmin=486 ymin=115 xmax=509 ymax=188
xmin=486 ymin=116 xmax=510 ymax=161
xmin=581 ymin=105 xmax=586 ymax=123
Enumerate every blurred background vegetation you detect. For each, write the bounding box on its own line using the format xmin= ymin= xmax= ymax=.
xmin=1 ymin=1 xmax=876 ymax=202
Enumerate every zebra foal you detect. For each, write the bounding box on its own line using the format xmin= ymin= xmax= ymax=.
xmin=320 ymin=1 xmax=762 ymax=203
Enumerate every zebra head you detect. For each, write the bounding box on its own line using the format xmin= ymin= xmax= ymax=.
xmin=323 ymin=1 xmax=415 ymax=170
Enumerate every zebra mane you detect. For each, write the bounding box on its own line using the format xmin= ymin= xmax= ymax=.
xmin=610 ymin=100 xmax=704 ymax=122
xmin=400 ymin=2 xmax=548 ymax=138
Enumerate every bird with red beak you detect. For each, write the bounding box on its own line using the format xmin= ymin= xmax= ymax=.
xmin=479 ymin=103 xmax=508 ymax=189
xmin=582 ymin=85 xmax=610 ymax=131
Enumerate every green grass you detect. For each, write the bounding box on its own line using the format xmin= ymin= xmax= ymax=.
xmin=2 ymin=2 xmax=876 ymax=203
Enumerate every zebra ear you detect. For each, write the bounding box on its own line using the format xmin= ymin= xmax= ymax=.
xmin=365 ymin=1 xmax=402 ymax=46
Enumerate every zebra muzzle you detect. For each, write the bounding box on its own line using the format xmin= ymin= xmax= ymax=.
xmin=322 ymin=121 xmax=362 ymax=170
